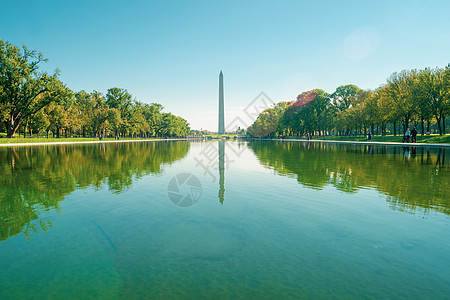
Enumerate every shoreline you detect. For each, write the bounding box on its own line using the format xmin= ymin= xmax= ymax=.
xmin=1 ymin=137 xmax=449 ymax=148
xmin=250 ymin=138 xmax=450 ymax=148
xmin=0 ymin=138 xmax=196 ymax=147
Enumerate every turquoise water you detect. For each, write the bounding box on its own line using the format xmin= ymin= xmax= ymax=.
xmin=0 ymin=141 xmax=449 ymax=299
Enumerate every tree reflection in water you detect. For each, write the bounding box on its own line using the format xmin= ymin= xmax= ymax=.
xmin=248 ymin=141 xmax=449 ymax=215
xmin=0 ymin=141 xmax=190 ymax=241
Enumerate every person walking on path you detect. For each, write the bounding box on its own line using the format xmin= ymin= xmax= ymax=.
xmin=367 ymin=132 xmax=372 ymax=141
xmin=411 ymin=127 xmax=418 ymax=143
xmin=404 ymin=128 xmax=411 ymax=143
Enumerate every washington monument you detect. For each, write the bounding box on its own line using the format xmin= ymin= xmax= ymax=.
xmin=218 ymin=70 xmax=225 ymax=134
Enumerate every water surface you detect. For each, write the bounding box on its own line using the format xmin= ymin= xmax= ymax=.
xmin=0 ymin=140 xmax=449 ymax=299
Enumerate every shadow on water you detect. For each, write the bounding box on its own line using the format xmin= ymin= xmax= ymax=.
xmin=0 ymin=141 xmax=190 ymax=241
xmin=248 ymin=141 xmax=450 ymax=215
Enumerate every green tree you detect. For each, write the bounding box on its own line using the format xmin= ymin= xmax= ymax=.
xmin=128 ymin=103 xmax=149 ymax=138
xmin=91 ymin=91 xmax=110 ymax=136
xmin=106 ymin=87 xmax=133 ymax=137
xmin=0 ymin=39 xmax=68 ymax=137
xmin=349 ymin=90 xmax=373 ymax=135
xmin=46 ymin=88 xmax=75 ymax=138
xmin=29 ymin=109 xmax=50 ymax=137
xmin=74 ymin=90 xmax=94 ymax=137
xmin=47 ymin=102 xmax=67 ymax=138
xmin=107 ymin=107 xmax=122 ymax=137
xmin=417 ymin=67 xmax=449 ymax=135
xmin=158 ymin=113 xmax=190 ymax=137
xmin=385 ymin=70 xmax=418 ymax=132
xmin=140 ymin=102 xmax=164 ymax=137
xmin=248 ymin=102 xmax=289 ymax=137
xmin=328 ymin=85 xmax=360 ymax=135
xmin=375 ymin=87 xmax=397 ymax=135
xmin=329 ymin=85 xmax=360 ymax=112
xmin=278 ymin=90 xmax=330 ymax=136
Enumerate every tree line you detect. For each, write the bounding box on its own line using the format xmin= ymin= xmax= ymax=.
xmin=0 ymin=39 xmax=190 ymax=138
xmin=248 ymin=65 xmax=450 ymax=137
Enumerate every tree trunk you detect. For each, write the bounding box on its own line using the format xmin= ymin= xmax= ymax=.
xmin=421 ymin=118 xmax=424 ymax=135
xmin=6 ymin=122 xmax=13 ymax=138
xmin=436 ymin=115 xmax=442 ymax=135
xmin=6 ymin=118 xmax=18 ymax=138
xmin=443 ymin=114 xmax=446 ymax=134
xmin=393 ymin=121 xmax=397 ymax=136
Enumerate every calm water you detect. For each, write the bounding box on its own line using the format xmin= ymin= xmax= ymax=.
xmin=0 ymin=140 xmax=449 ymax=299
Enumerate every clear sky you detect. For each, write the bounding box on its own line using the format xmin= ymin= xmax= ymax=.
xmin=1 ymin=0 xmax=450 ymax=130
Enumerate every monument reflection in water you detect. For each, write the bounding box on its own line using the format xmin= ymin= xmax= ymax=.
xmin=218 ymin=140 xmax=225 ymax=204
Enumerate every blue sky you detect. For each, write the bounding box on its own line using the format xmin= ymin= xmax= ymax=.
xmin=2 ymin=0 xmax=450 ymax=130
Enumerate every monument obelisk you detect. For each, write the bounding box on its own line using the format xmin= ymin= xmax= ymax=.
xmin=218 ymin=71 xmax=225 ymax=134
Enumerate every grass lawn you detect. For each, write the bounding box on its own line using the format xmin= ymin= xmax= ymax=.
xmin=295 ymin=134 xmax=450 ymax=144
xmin=2 ymin=133 xmax=449 ymax=144
xmin=204 ymin=134 xmax=237 ymax=138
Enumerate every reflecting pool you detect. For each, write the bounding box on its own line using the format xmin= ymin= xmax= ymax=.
xmin=0 ymin=140 xmax=449 ymax=299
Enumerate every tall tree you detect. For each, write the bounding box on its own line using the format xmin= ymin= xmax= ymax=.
xmin=417 ymin=67 xmax=449 ymax=135
xmin=385 ymin=70 xmax=418 ymax=132
xmin=106 ymin=87 xmax=133 ymax=136
xmin=141 ymin=102 xmax=164 ymax=137
xmin=248 ymin=102 xmax=289 ymax=137
xmin=0 ymin=39 xmax=68 ymax=137
xmin=29 ymin=109 xmax=50 ymax=137
xmin=329 ymin=85 xmax=360 ymax=112
xmin=329 ymin=85 xmax=360 ymax=134
xmin=90 ymin=91 xmax=110 ymax=136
